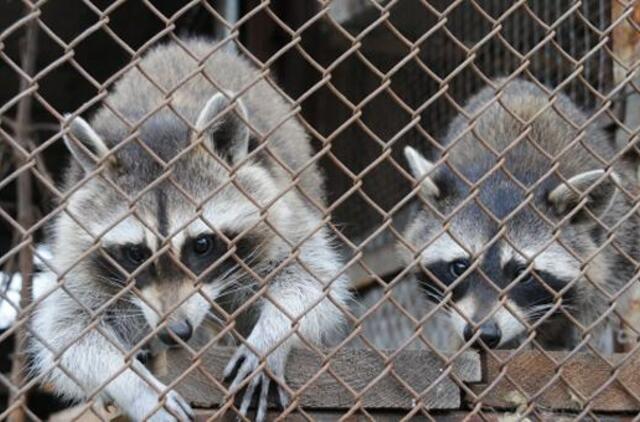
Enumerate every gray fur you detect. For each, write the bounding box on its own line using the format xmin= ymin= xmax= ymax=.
xmin=31 ymin=39 xmax=350 ymax=421
xmin=400 ymin=78 xmax=638 ymax=351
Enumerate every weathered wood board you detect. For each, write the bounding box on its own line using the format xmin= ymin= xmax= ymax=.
xmin=469 ymin=350 xmax=640 ymax=412
xmin=190 ymin=409 xmax=639 ymax=422
xmin=158 ymin=347 xmax=481 ymax=411
xmin=612 ymin=0 xmax=640 ymax=85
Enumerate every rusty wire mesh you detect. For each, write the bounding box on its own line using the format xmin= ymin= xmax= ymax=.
xmin=1 ymin=0 xmax=640 ymax=421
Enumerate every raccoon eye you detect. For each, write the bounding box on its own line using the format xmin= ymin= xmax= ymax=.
xmin=193 ymin=234 xmax=214 ymax=255
xmin=124 ymin=245 xmax=148 ymax=265
xmin=449 ymin=259 xmax=469 ymax=278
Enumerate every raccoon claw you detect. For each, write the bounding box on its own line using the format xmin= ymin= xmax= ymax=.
xmin=168 ymin=390 xmax=195 ymax=421
xmin=131 ymin=388 xmax=193 ymax=422
xmin=152 ymin=390 xmax=194 ymax=421
xmin=224 ymin=346 xmax=289 ymax=422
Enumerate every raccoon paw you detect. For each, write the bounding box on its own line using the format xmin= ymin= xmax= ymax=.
xmin=223 ymin=345 xmax=289 ymax=422
xmin=144 ymin=390 xmax=194 ymax=422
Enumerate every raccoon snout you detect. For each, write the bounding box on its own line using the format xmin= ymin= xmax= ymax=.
xmin=463 ymin=321 xmax=501 ymax=348
xmin=158 ymin=319 xmax=193 ymax=345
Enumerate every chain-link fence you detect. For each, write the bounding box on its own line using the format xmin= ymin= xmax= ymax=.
xmin=2 ymin=0 xmax=640 ymax=420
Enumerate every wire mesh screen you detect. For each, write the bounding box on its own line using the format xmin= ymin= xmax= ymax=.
xmin=1 ymin=0 xmax=640 ymax=421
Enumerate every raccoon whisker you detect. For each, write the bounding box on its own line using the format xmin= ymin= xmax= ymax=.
xmin=218 ymin=277 xmax=256 ymax=291
xmin=207 ymin=276 xmax=238 ymax=296
xmin=420 ymin=283 xmax=446 ymax=298
xmin=523 ymin=304 xmax=554 ymax=317
xmin=214 ymin=255 xmax=273 ymax=293
xmin=104 ymin=306 xmax=144 ymax=318
xmin=107 ymin=307 xmax=147 ymax=314
xmin=528 ymin=303 xmax=576 ymax=314
xmin=525 ymin=297 xmax=570 ymax=309
xmin=207 ymin=244 xmax=269 ymax=288
xmin=91 ymin=274 xmax=122 ymax=286
xmin=218 ymin=260 xmax=252 ymax=282
xmin=524 ymin=311 xmax=553 ymax=321
xmin=522 ymin=304 xmax=576 ymax=322
xmin=421 ymin=284 xmax=455 ymax=314
xmin=230 ymin=238 xmax=269 ymax=266
xmin=517 ymin=300 xmax=575 ymax=320
xmin=77 ymin=284 xmax=141 ymax=307
xmin=424 ymin=292 xmax=446 ymax=305
xmin=216 ymin=266 xmax=251 ymax=288
xmin=205 ymin=310 xmax=225 ymax=325
xmin=216 ymin=283 xmax=258 ymax=301
xmin=522 ymin=298 xmax=550 ymax=308
xmin=104 ymin=308 xmax=146 ymax=315
xmin=106 ymin=317 xmax=146 ymax=324
xmin=215 ymin=273 xmax=254 ymax=295
xmin=425 ymin=291 xmax=446 ymax=302
xmin=528 ymin=303 xmax=554 ymax=311
xmin=90 ymin=274 xmax=141 ymax=293
xmin=435 ymin=306 xmax=456 ymax=322
xmin=424 ymin=294 xmax=456 ymax=318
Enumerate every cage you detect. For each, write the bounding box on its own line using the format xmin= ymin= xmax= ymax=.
xmin=1 ymin=0 xmax=640 ymax=420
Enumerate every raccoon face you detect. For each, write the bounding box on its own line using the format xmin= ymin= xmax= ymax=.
xmin=402 ymin=147 xmax=619 ymax=348
xmin=58 ymin=92 xmax=292 ymax=345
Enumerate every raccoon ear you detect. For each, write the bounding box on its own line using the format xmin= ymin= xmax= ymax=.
xmin=63 ymin=115 xmax=113 ymax=172
xmin=404 ymin=146 xmax=440 ymax=197
xmin=548 ymin=169 xmax=619 ymax=222
xmin=195 ymin=91 xmax=249 ymax=165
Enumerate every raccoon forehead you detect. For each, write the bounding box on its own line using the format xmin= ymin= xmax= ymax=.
xmin=95 ymin=214 xmax=153 ymax=246
xmin=169 ymin=200 xmax=260 ymax=242
xmin=201 ymin=203 xmax=259 ymax=232
xmin=500 ymin=242 xmax=580 ymax=280
xmin=66 ymin=178 xmax=121 ymax=218
xmin=419 ymin=232 xmax=471 ymax=264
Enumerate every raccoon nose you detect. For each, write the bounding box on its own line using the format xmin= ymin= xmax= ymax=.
xmin=158 ymin=320 xmax=193 ymax=345
xmin=463 ymin=321 xmax=501 ymax=348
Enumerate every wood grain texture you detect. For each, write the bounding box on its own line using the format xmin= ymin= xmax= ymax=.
xmin=190 ymin=409 xmax=638 ymax=422
xmin=470 ymin=350 xmax=640 ymax=412
xmin=612 ymin=0 xmax=640 ymax=84
xmin=157 ymin=347 xmax=481 ymax=411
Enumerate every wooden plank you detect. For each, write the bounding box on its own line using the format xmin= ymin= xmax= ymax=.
xmin=158 ymin=347 xmax=480 ymax=411
xmin=612 ymin=0 xmax=640 ymax=85
xmin=612 ymin=0 xmax=640 ymax=352
xmin=469 ymin=350 xmax=640 ymax=412
xmin=347 ymin=243 xmax=404 ymax=290
xmin=190 ymin=409 xmax=638 ymax=422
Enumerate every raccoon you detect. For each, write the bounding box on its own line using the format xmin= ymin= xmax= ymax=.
xmin=400 ymin=78 xmax=638 ymax=351
xmin=31 ymin=39 xmax=350 ymax=421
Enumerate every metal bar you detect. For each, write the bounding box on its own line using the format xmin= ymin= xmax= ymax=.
xmin=6 ymin=5 xmax=38 ymax=422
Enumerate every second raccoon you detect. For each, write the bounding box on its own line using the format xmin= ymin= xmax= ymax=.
xmin=400 ymin=78 xmax=638 ymax=351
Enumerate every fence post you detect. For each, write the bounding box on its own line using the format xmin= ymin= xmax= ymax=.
xmin=7 ymin=6 xmax=38 ymax=422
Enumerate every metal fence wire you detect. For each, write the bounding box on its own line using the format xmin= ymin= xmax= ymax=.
xmin=2 ymin=0 xmax=640 ymax=421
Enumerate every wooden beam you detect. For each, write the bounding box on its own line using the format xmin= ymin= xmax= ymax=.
xmin=190 ymin=409 xmax=639 ymax=421
xmin=612 ymin=0 xmax=640 ymax=352
xmin=468 ymin=350 xmax=640 ymax=412
xmin=347 ymin=243 xmax=404 ymax=290
xmin=612 ymin=0 xmax=640 ymax=85
xmin=158 ymin=347 xmax=481 ymax=411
